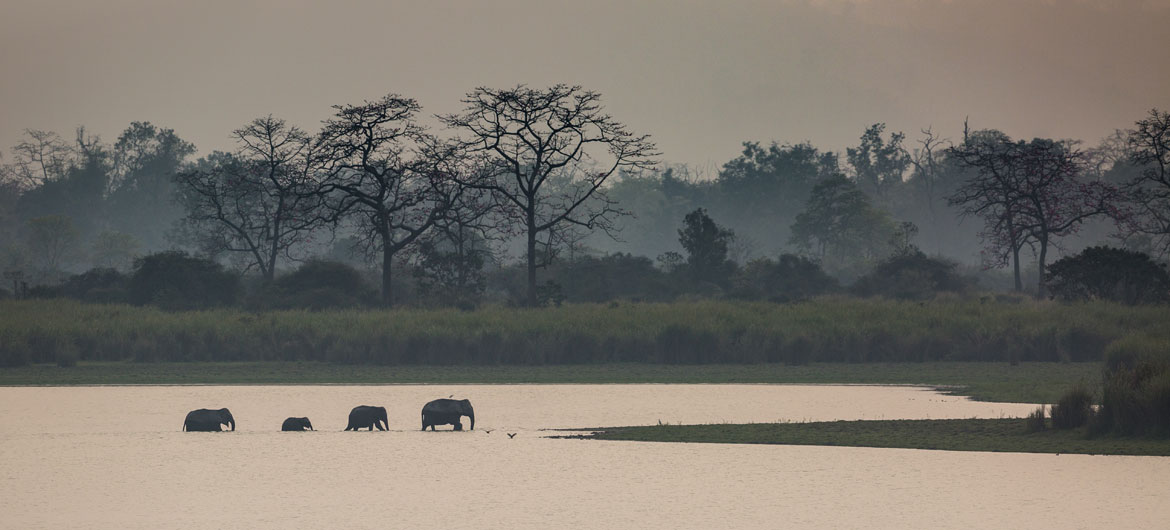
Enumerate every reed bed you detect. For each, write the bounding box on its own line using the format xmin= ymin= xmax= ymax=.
xmin=1 ymin=297 xmax=1167 ymax=367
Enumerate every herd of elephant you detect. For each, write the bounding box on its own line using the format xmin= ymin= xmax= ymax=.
xmin=181 ymin=398 xmax=475 ymax=432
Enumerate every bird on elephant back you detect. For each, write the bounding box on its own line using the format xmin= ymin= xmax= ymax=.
xmin=421 ymin=398 xmax=474 ymax=431
xmin=183 ymin=408 xmax=235 ymax=432
xmin=345 ymin=405 xmax=388 ymax=431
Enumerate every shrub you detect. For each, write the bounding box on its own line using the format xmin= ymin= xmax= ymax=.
xmin=129 ymin=251 xmax=238 ymax=310
xmin=731 ymin=254 xmax=838 ymax=302
xmin=1025 ymin=406 xmax=1047 ymax=433
xmin=1046 ymin=246 xmax=1170 ymax=305
xmin=851 ymin=250 xmax=970 ymax=300
xmin=1094 ymin=335 xmax=1170 ymax=435
xmin=1050 ymin=384 xmax=1093 ymax=429
xmin=264 ymin=260 xmax=374 ymax=310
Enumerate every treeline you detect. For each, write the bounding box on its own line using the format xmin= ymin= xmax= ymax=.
xmin=2 ymin=86 xmax=1169 ymax=307
xmin=2 ymin=298 xmax=1167 ymax=368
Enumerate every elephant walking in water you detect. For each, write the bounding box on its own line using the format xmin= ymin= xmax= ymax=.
xmin=184 ymin=408 xmax=235 ymax=431
xmin=281 ymin=417 xmax=314 ymax=431
xmin=421 ymin=398 xmax=474 ymax=431
xmin=345 ymin=405 xmax=388 ymax=431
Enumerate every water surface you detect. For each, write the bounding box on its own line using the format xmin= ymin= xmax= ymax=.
xmin=1 ymin=385 xmax=1165 ymax=529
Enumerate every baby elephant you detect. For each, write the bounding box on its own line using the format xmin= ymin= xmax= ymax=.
xmin=281 ymin=417 xmax=314 ymax=431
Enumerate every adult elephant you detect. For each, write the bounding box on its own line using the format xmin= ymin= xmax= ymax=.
xmin=345 ymin=405 xmax=388 ymax=431
xmin=184 ymin=408 xmax=235 ymax=432
xmin=281 ymin=417 xmax=314 ymax=431
xmin=421 ymin=398 xmax=474 ymax=431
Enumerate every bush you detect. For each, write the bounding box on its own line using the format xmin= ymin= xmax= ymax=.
xmin=731 ymin=254 xmax=838 ymax=302
xmin=260 ymin=260 xmax=374 ymax=310
xmin=852 ymin=250 xmax=969 ymax=300
xmin=1094 ymin=335 xmax=1170 ymax=435
xmin=129 ymin=251 xmax=238 ymax=310
xmin=1025 ymin=406 xmax=1047 ymax=432
xmin=1050 ymin=384 xmax=1093 ymax=429
xmin=1046 ymin=246 xmax=1170 ymax=305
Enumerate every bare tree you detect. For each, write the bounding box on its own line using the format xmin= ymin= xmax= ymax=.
xmin=174 ymin=116 xmax=326 ymax=282
xmin=441 ymin=84 xmax=657 ymax=306
xmin=1123 ymin=109 xmax=1170 ymax=256
xmin=7 ymin=130 xmax=75 ymax=190
xmin=950 ymin=133 xmax=1121 ymax=296
xmin=908 ymin=127 xmax=951 ymax=251
xmin=317 ymin=95 xmax=453 ymax=306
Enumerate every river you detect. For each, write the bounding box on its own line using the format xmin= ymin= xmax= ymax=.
xmin=1 ymin=384 xmax=1166 ymax=529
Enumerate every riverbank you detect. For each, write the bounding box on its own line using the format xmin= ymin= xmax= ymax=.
xmin=0 ymin=361 xmax=1099 ymax=403
xmin=582 ymin=420 xmax=1170 ymax=456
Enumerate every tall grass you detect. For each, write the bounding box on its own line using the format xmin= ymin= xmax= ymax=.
xmin=1092 ymin=334 xmax=1170 ymax=436
xmin=1 ymin=297 xmax=1167 ymax=367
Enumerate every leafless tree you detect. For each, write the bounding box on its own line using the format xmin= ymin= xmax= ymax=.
xmin=317 ymin=95 xmax=454 ymax=305
xmin=908 ymin=127 xmax=951 ymax=251
xmin=1123 ymin=109 xmax=1170 ymax=256
xmin=441 ymin=84 xmax=657 ymax=306
xmin=174 ymin=116 xmax=326 ymax=282
xmin=950 ymin=133 xmax=1121 ymax=296
xmin=7 ymin=129 xmax=75 ymax=190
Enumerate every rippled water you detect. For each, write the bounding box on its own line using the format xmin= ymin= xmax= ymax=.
xmin=1 ymin=385 xmax=1167 ymax=529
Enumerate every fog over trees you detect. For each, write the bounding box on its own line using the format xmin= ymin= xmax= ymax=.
xmin=0 ymin=85 xmax=1166 ymax=307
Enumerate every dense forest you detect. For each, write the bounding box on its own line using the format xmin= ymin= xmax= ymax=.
xmin=1 ymin=85 xmax=1167 ymax=309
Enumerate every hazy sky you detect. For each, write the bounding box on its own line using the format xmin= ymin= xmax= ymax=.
xmin=2 ymin=0 xmax=1168 ymax=172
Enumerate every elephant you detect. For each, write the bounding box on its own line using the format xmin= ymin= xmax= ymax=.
xmin=421 ymin=398 xmax=474 ymax=431
xmin=183 ymin=408 xmax=235 ymax=432
xmin=345 ymin=405 xmax=388 ymax=431
xmin=281 ymin=417 xmax=314 ymax=431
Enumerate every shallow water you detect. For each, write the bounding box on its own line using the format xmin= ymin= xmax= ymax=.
xmin=1 ymin=385 xmax=1166 ymax=529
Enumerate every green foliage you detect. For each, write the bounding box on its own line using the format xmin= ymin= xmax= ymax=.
xmin=252 ymin=260 xmax=374 ymax=311
xmin=0 ymin=298 xmax=1165 ymax=368
xmin=678 ymin=208 xmax=736 ymax=285
xmin=128 ymin=251 xmax=238 ymax=310
xmin=1046 ymin=246 xmax=1170 ymax=305
xmin=1050 ymin=384 xmax=1093 ymax=429
xmin=731 ymin=254 xmax=838 ymax=302
xmin=1094 ymin=335 xmax=1170 ymax=436
xmin=1025 ymin=406 xmax=1047 ymax=432
xmin=852 ymin=250 xmax=970 ymax=300
xmin=790 ymin=175 xmax=897 ymax=277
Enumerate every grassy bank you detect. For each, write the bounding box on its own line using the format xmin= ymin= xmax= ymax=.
xmin=584 ymin=420 xmax=1170 ymax=456
xmin=2 ymin=298 xmax=1168 ymax=367
xmin=0 ymin=361 xmax=1098 ymax=403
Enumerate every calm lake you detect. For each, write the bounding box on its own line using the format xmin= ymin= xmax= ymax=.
xmin=1 ymin=385 xmax=1167 ymax=529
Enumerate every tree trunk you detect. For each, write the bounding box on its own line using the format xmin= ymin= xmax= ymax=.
xmin=526 ymin=218 xmax=538 ymax=307
xmin=1036 ymin=236 xmax=1049 ymax=299
xmin=381 ymin=236 xmax=394 ymax=307
xmin=1012 ymin=244 xmax=1022 ymax=292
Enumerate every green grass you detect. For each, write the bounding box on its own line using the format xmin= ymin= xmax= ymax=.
xmin=0 ymin=361 xmax=1099 ymax=403
xmin=2 ymin=297 xmax=1168 ymax=367
xmin=585 ymin=419 xmax=1170 ymax=456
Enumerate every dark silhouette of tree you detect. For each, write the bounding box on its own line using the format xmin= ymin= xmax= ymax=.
xmin=678 ymin=208 xmax=735 ymax=284
xmin=790 ymin=174 xmax=895 ymax=274
xmin=317 ymin=94 xmax=455 ymax=306
xmin=7 ymin=129 xmax=74 ymax=190
xmin=174 ymin=116 xmax=326 ymax=282
xmin=107 ymin=122 xmax=195 ymax=249
xmin=949 ymin=133 xmax=1121 ymax=296
xmin=1046 ymin=246 xmax=1169 ymax=305
xmin=441 ymin=84 xmax=657 ymax=306
xmin=1123 ymin=109 xmax=1170 ymax=256
xmin=847 ymin=123 xmax=910 ymax=205
xmin=730 ymin=254 xmax=838 ymax=302
xmin=128 ymin=251 xmax=238 ymax=310
xmin=25 ymin=215 xmax=78 ymax=277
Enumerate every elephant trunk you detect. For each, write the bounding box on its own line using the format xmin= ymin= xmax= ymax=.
xmin=467 ymin=408 xmax=475 ymax=431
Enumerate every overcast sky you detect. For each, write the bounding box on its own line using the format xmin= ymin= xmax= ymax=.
xmin=2 ymin=0 xmax=1168 ymax=173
